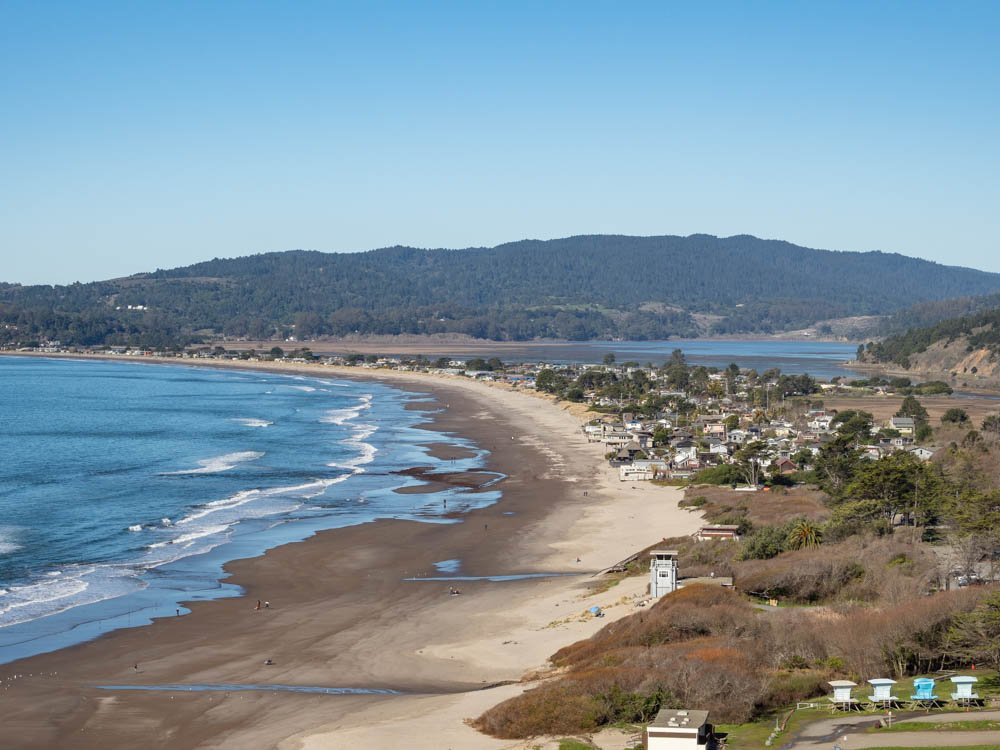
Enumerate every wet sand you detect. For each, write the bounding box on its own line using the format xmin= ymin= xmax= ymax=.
xmin=1 ymin=356 xmax=701 ymax=749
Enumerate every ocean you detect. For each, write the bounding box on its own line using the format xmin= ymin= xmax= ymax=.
xmin=0 ymin=357 xmax=499 ymax=664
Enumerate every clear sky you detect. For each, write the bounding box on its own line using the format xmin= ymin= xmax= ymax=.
xmin=2 ymin=1 xmax=998 ymax=285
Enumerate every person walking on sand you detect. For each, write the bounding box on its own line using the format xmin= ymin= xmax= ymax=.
xmin=132 ymin=663 xmax=138 ymax=673
xmin=264 ymin=601 xmax=269 ymax=608
xmin=256 ymin=600 xmax=261 ymax=611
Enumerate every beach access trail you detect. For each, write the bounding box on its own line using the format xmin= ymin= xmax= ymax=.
xmin=1 ymin=356 xmax=703 ymax=750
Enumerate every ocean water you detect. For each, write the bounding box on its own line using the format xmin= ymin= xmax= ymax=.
xmin=0 ymin=357 xmax=499 ymax=664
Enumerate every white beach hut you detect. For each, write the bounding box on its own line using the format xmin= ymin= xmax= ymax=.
xmin=867 ymin=678 xmax=898 ymax=707
xmin=950 ymin=675 xmax=979 ymax=705
xmin=828 ymin=680 xmax=858 ymax=710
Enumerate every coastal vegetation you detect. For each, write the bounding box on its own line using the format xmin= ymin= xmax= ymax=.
xmin=476 ymin=367 xmax=1000 ymax=740
xmin=860 ymin=308 xmax=1000 ymax=369
xmin=5 ymin=233 xmax=1000 ymax=348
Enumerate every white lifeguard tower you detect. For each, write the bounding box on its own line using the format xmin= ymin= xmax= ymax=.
xmin=866 ymin=678 xmax=898 ymax=708
xmin=650 ymin=550 xmax=679 ymax=598
xmin=950 ymin=675 xmax=979 ymax=705
xmin=828 ymin=680 xmax=859 ymax=711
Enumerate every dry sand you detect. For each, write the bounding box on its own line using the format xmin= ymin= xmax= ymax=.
xmin=1 ymin=355 xmax=702 ymax=749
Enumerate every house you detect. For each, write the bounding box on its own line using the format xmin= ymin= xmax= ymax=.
xmin=620 ymin=459 xmax=670 ymax=481
xmin=645 ymin=709 xmax=711 ymax=750
xmin=696 ymin=524 xmax=741 ymax=542
xmin=888 ymin=417 xmax=915 ymax=436
xmin=774 ymin=457 xmax=798 ymax=475
xmin=908 ymin=446 xmax=936 ymax=461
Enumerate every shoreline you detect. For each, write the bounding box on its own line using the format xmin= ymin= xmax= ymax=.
xmin=1 ymin=353 xmax=703 ymax=749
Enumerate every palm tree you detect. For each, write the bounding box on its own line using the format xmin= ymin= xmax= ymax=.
xmin=786 ymin=519 xmax=823 ymax=550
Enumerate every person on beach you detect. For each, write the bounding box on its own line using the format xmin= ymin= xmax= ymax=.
xmin=132 ymin=663 xmax=138 ymax=672
xmin=256 ymin=600 xmax=261 ymax=610
xmin=264 ymin=601 xmax=270 ymax=608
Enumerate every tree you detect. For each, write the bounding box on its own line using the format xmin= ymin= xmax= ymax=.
xmin=941 ymin=408 xmax=970 ymax=425
xmin=814 ymin=434 xmax=863 ymax=496
xmin=982 ymin=414 xmax=1000 ymax=436
xmin=738 ymin=525 xmax=788 ymax=560
xmin=896 ymin=395 xmax=929 ymax=425
xmin=733 ymin=441 xmax=768 ymax=487
xmin=842 ymin=452 xmax=922 ymax=529
xmin=792 ymin=448 xmax=814 ymax=469
xmin=269 ymin=346 xmax=284 ymax=359
xmin=434 ymin=357 xmax=450 ymax=369
xmin=723 ymin=414 xmax=740 ymax=432
xmin=603 ymin=352 xmax=616 ymax=366
xmin=786 ymin=519 xmax=823 ymax=550
xmin=465 ymin=357 xmax=488 ymax=371
xmin=487 ymin=357 xmax=503 ymax=371
xmin=535 ymin=369 xmax=558 ymax=393
xmin=833 ymin=410 xmax=874 ymax=441
xmin=948 ymin=592 xmax=1000 ymax=670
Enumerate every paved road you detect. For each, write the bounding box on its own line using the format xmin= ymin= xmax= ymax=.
xmin=784 ymin=709 xmax=1000 ymax=749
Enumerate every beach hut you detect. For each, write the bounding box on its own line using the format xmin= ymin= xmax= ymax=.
xmin=908 ymin=678 xmax=939 ymax=708
xmin=866 ymin=678 xmax=898 ymax=708
xmin=950 ymin=675 xmax=979 ymax=705
xmin=827 ymin=680 xmax=859 ymax=711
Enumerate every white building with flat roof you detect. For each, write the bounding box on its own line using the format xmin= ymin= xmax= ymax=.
xmin=646 ymin=708 xmax=711 ymax=749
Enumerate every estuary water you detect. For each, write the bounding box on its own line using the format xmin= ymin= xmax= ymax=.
xmin=434 ymin=340 xmax=861 ymax=380
xmin=0 ymin=357 xmax=498 ymax=664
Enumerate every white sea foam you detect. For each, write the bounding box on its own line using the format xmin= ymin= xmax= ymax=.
xmin=127 ymin=524 xmax=143 ymax=532
xmin=231 ymin=418 xmax=273 ymax=428
xmin=161 ymin=518 xmax=173 ymax=526
xmin=320 ymin=394 xmax=373 ymax=426
xmin=0 ymin=564 xmax=147 ymax=627
xmin=284 ymin=385 xmax=316 ymax=392
xmin=0 ymin=527 xmax=23 ymax=555
xmin=161 ymin=451 xmax=265 ymax=475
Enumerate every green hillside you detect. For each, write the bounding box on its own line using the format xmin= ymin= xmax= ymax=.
xmin=3 ymin=234 xmax=1000 ymax=348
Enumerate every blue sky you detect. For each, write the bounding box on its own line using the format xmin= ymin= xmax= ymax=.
xmin=2 ymin=1 xmax=998 ymax=284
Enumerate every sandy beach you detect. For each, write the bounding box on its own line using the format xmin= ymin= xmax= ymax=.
xmin=1 ymin=355 xmax=703 ymax=749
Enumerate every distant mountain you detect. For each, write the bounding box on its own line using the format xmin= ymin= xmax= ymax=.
xmin=3 ymin=234 xmax=1000 ymax=348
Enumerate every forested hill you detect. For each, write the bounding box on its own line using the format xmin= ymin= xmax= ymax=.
xmin=4 ymin=234 xmax=1000 ymax=348
xmin=862 ymin=307 xmax=1000 ymax=370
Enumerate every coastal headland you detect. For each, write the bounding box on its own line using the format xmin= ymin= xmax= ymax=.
xmin=1 ymin=354 xmax=703 ymax=749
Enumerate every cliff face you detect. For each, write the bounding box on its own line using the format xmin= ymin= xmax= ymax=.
xmin=894 ymin=334 xmax=1000 ymax=385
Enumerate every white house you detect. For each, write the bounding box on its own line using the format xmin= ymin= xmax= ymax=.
xmin=645 ymin=709 xmax=711 ymax=750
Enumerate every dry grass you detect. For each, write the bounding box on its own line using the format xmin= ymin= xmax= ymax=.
xmin=822 ymin=394 xmax=1000 ymax=426
xmin=684 ymin=485 xmax=830 ymax=525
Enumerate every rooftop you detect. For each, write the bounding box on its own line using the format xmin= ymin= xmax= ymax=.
xmin=650 ymin=708 xmax=710 ymax=729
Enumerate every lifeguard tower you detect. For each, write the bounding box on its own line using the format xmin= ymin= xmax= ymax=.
xmin=650 ymin=550 xmax=679 ymax=598
xmin=950 ymin=675 xmax=979 ymax=706
xmin=908 ymin=677 xmax=940 ymax=708
xmin=828 ymin=680 xmax=859 ymax=711
xmin=866 ymin=678 xmax=898 ymax=708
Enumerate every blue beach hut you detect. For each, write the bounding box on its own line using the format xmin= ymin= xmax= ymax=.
xmin=909 ymin=677 xmax=939 ymax=708
xmin=950 ymin=675 xmax=979 ymax=705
